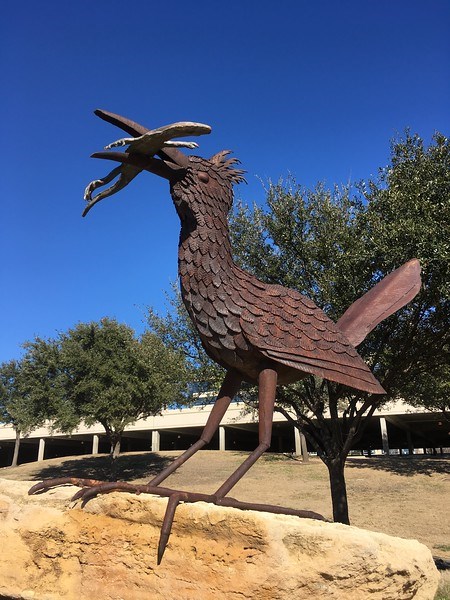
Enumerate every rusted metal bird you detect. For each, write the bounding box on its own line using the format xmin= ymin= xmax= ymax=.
xmin=30 ymin=109 xmax=421 ymax=564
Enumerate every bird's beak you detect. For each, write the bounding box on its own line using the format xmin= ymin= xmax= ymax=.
xmin=90 ymin=149 xmax=186 ymax=179
xmin=83 ymin=109 xmax=211 ymax=217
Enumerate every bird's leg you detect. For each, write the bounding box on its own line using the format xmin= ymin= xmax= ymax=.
xmin=29 ymin=366 xmax=325 ymax=565
xmin=149 ymin=369 xmax=242 ymax=487
xmin=153 ymin=370 xmax=241 ymax=562
xmin=152 ymin=369 xmax=241 ymax=564
xmin=214 ymin=366 xmax=277 ymax=499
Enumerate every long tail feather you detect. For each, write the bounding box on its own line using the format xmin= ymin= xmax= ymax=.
xmin=337 ymin=259 xmax=421 ymax=346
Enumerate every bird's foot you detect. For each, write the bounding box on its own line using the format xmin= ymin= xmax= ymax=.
xmin=28 ymin=477 xmax=149 ymax=503
xmin=28 ymin=479 xmax=327 ymax=564
xmin=27 ymin=477 xmax=214 ymax=563
xmin=155 ymin=490 xmax=328 ymax=564
xmin=29 ymin=477 xmax=107 ymax=496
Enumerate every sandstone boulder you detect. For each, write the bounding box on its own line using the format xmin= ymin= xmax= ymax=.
xmin=0 ymin=478 xmax=439 ymax=600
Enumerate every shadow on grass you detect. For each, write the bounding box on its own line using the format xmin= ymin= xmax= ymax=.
xmin=346 ymin=455 xmax=450 ymax=477
xmin=31 ymin=452 xmax=174 ymax=483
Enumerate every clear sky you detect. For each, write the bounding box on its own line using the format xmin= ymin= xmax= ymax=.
xmin=1 ymin=0 xmax=449 ymax=364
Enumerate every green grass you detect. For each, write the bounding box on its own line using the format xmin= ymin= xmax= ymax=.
xmin=435 ymin=582 xmax=450 ymax=600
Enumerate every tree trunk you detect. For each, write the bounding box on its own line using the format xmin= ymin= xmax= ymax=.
xmin=11 ymin=429 xmax=21 ymax=468
xmin=110 ymin=435 xmax=121 ymax=459
xmin=327 ymin=458 xmax=350 ymax=525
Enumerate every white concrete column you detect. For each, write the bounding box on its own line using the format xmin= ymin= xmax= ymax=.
xmin=37 ymin=438 xmax=45 ymax=462
xmin=219 ymin=426 xmax=226 ymax=451
xmin=294 ymin=428 xmax=308 ymax=461
xmin=380 ymin=417 xmax=389 ymax=454
xmin=92 ymin=434 xmax=99 ymax=455
xmin=300 ymin=432 xmax=309 ymax=463
xmin=151 ymin=430 xmax=160 ymax=452
xmin=294 ymin=427 xmax=302 ymax=457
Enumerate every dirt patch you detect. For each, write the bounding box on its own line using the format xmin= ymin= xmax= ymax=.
xmin=1 ymin=451 xmax=449 ymax=561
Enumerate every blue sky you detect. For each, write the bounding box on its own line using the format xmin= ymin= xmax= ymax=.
xmin=1 ymin=0 xmax=449 ymax=363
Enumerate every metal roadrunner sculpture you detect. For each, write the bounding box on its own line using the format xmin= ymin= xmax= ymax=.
xmin=30 ymin=110 xmax=422 ymax=563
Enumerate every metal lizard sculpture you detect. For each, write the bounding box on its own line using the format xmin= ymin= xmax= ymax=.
xmin=30 ymin=109 xmax=421 ymax=564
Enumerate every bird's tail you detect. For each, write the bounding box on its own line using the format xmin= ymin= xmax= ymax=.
xmin=336 ymin=259 xmax=421 ymax=347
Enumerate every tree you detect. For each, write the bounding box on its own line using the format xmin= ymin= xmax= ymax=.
xmin=0 ymin=359 xmax=45 ymax=467
xmin=148 ymin=131 xmax=449 ymax=524
xmin=23 ymin=318 xmax=190 ymax=458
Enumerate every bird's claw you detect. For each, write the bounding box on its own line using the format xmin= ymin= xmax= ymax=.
xmin=158 ymin=492 xmax=183 ymax=564
xmin=157 ymin=490 xmax=218 ymax=564
xmin=29 ymin=477 xmax=327 ymax=565
xmin=29 ymin=477 xmax=144 ymax=505
xmin=70 ymin=481 xmax=141 ymax=504
xmin=28 ymin=477 xmax=105 ymax=496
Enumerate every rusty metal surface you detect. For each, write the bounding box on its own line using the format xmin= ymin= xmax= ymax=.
xmin=29 ymin=110 xmax=421 ymax=564
xmin=172 ymin=155 xmax=388 ymax=394
xmin=336 ymin=258 xmax=422 ymax=346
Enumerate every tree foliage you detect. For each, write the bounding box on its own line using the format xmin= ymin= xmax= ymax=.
xmin=16 ymin=318 xmax=190 ymax=458
xmin=1 ymin=360 xmax=31 ymax=431
xmin=0 ymin=358 xmax=47 ymax=466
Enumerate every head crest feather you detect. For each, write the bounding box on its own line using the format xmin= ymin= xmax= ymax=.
xmin=209 ymin=150 xmax=247 ymax=184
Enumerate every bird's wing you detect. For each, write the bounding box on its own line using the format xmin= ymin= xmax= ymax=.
xmin=232 ymin=268 xmax=385 ymax=394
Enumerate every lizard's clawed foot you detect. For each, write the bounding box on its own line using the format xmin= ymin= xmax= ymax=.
xmin=105 ymin=136 xmax=136 ymax=149
xmin=84 ymin=179 xmax=105 ymax=202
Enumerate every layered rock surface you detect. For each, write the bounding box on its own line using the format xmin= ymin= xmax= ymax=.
xmin=0 ymin=478 xmax=439 ymax=600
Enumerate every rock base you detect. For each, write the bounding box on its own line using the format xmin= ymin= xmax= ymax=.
xmin=0 ymin=478 xmax=440 ymax=600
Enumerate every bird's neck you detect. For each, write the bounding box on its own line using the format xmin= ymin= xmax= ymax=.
xmin=171 ymin=175 xmax=236 ymax=301
xmin=178 ymin=218 xmax=234 ymax=274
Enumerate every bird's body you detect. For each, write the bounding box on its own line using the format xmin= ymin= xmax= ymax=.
xmin=173 ymin=155 xmax=384 ymax=393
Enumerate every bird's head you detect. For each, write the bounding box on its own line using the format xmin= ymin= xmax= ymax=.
xmin=83 ymin=109 xmax=245 ymax=219
xmin=168 ymin=151 xmax=246 ymax=227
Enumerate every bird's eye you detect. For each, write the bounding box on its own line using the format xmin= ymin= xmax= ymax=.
xmin=198 ymin=171 xmax=209 ymax=183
